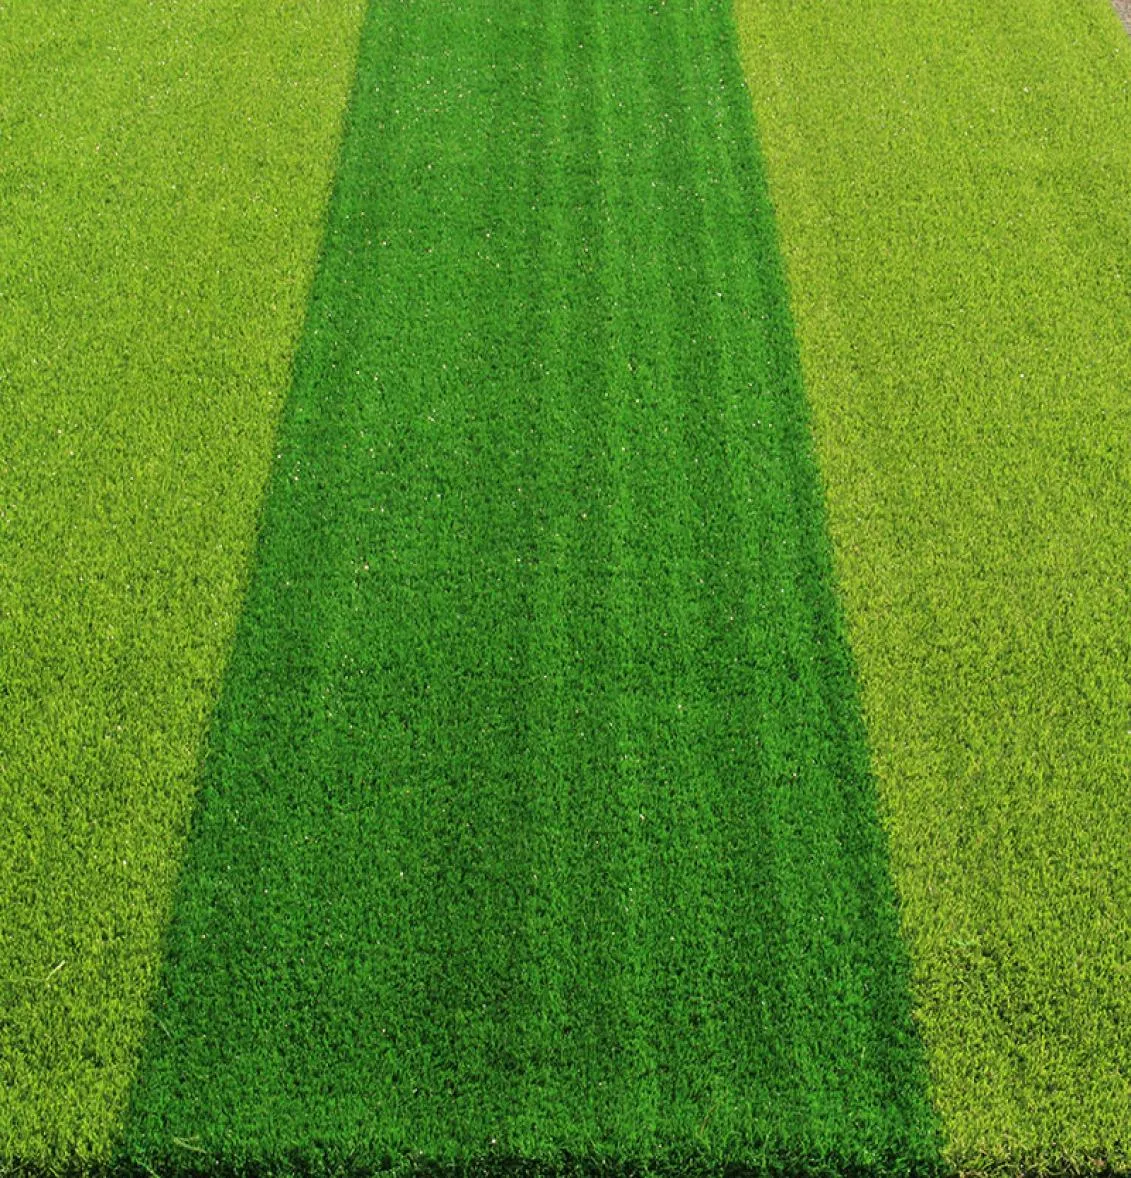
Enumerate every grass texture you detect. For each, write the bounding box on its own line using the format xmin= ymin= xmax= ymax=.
xmin=0 ymin=0 xmax=365 ymax=1163
xmin=122 ymin=0 xmax=938 ymax=1172
xmin=734 ymin=0 xmax=1131 ymax=1169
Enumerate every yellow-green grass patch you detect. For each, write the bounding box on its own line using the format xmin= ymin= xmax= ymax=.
xmin=0 ymin=0 xmax=365 ymax=1162
xmin=735 ymin=0 xmax=1131 ymax=1168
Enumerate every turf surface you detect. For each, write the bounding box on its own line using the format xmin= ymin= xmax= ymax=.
xmin=0 ymin=0 xmax=365 ymax=1163
xmin=122 ymin=0 xmax=937 ymax=1171
xmin=734 ymin=0 xmax=1131 ymax=1168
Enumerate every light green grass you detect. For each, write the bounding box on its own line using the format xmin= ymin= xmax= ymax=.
xmin=121 ymin=0 xmax=938 ymax=1171
xmin=734 ymin=0 xmax=1131 ymax=1169
xmin=0 ymin=0 xmax=365 ymax=1162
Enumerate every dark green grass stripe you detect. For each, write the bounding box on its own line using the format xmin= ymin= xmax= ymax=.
xmin=123 ymin=0 xmax=939 ymax=1170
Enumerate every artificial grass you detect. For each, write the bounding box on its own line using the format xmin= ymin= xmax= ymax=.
xmin=733 ymin=0 xmax=1131 ymax=1169
xmin=0 ymin=0 xmax=365 ymax=1164
xmin=121 ymin=0 xmax=938 ymax=1172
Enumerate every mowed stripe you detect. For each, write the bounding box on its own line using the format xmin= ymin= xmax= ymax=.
xmin=123 ymin=0 xmax=937 ymax=1169
xmin=0 ymin=0 xmax=365 ymax=1164
xmin=734 ymin=0 xmax=1131 ymax=1167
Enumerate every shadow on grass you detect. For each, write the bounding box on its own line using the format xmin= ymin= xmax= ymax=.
xmin=0 ymin=1150 xmax=958 ymax=1178
xmin=5 ymin=1149 xmax=1130 ymax=1178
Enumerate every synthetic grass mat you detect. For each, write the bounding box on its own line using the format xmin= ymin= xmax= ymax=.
xmin=120 ymin=0 xmax=937 ymax=1172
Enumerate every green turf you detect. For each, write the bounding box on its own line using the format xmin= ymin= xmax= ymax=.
xmin=122 ymin=0 xmax=938 ymax=1171
xmin=733 ymin=0 xmax=1131 ymax=1169
xmin=0 ymin=0 xmax=365 ymax=1163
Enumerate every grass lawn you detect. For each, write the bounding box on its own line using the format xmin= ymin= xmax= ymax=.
xmin=6 ymin=0 xmax=1129 ymax=1172
xmin=0 ymin=0 xmax=365 ymax=1162
xmin=735 ymin=0 xmax=1131 ymax=1168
